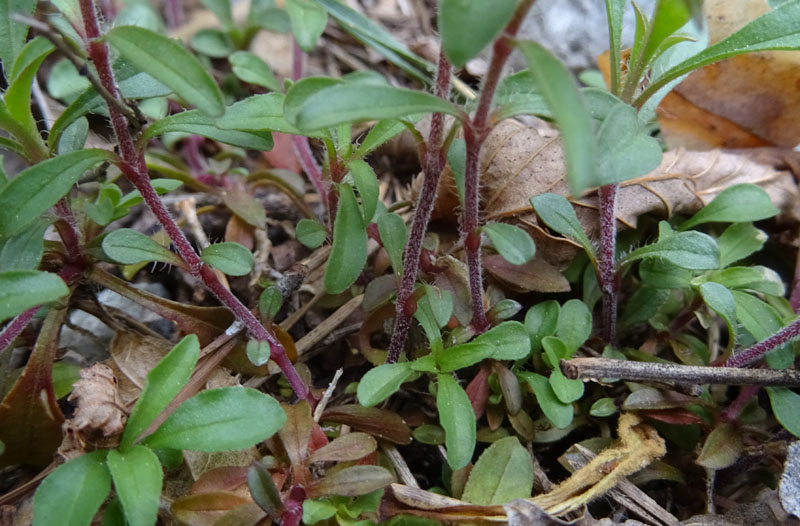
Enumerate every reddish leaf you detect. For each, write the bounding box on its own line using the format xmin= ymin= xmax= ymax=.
xmin=0 ymin=308 xmax=66 ymax=468
xmin=263 ymin=132 xmax=302 ymax=173
xmin=191 ymin=466 xmax=249 ymax=494
xmin=639 ymin=409 xmax=706 ymax=425
xmin=307 ymin=465 xmax=393 ymax=498
xmin=278 ymin=401 xmax=313 ymax=466
xmin=171 ymin=492 xmax=251 ymax=526
xmin=465 ymin=362 xmax=491 ymax=420
xmin=322 ymin=405 xmax=412 ymax=444
xmin=307 ymin=432 xmax=377 ymax=463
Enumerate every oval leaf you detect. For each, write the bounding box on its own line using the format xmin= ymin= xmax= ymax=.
xmin=246 ymin=340 xmax=271 ymax=366
xmin=142 ymin=110 xmax=273 ymax=150
xmin=107 ymin=446 xmax=163 ymax=526
xmin=0 ymin=270 xmax=68 ymax=323
xmin=357 ymin=362 xmax=415 ymax=408
xmin=143 ymin=387 xmax=287 ymax=452
xmin=307 ymin=465 xmax=392 ymax=498
xmin=230 ymin=51 xmax=280 ymax=91
xmin=474 ymin=321 xmax=531 ymax=361
xmin=439 ymin=0 xmax=517 ymax=67
xmin=696 ymin=423 xmax=743 ymax=469
xmin=623 ymin=231 xmax=719 ymax=270
xmin=348 ymin=159 xmax=379 ymax=223
xmin=377 ymin=213 xmax=407 ymax=274
xmin=519 ymin=372 xmax=573 ymax=429
xmin=201 ymin=242 xmax=254 ymax=276
xmin=530 ymin=193 xmax=596 ymax=260
xmin=324 ymin=184 xmax=367 ymax=294
xmin=105 ymin=26 xmax=224 ymax=116
xmin=307 ymin=432 xmax=377 ymax=463
xmin=437 ymin=373 xmax=475 ymax=470
xmin=121 ymin=335 xmax=200 ymax=449
xmin=767 ymin=386 xmax=800 ymax=438
xmin=103 ymin=228 xmax=183 ymax=266
xmin=679 ymin=184 xmax=779 ymax=231
xmin=461 ymin=436 xmax=533 ymax=505
xmin=33 ymin=451 xmax=111 ymax=526
xmin=0 ymin=149 xmax=113 ymax=237
xmin=285 ymin=0 xmax=327 ymax=52
xmin=296 ymin=218 xmax=327 ymax=249
xmin=483 ymin=222 xmax=536 ymax=266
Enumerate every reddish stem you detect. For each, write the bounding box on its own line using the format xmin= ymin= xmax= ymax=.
xmin=54 ymin=199 xmax=83 ymax=264
xmin=721 ymin=384 xmax=760 ymax=422
xmin=598 ymin=184 xmax=619 ymax=343
xmin=0 ymin=306 xmax=40 ymax=353
xmin=724 ymin=317 xmax=800 ymax=368
xmin=386 ymin=51 xmax=452 ymax=364
xmin=459 ymin=0 xmax=534 ymax=333
xmin=790 ymin=244 xmax=800 ymax=313
xmin=79 ymin=0 xmax=310 ymax=402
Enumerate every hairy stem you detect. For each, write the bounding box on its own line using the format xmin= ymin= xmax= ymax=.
xmin=790 ymin=242 xmax=800 ymax=312
xmin=386 ymin=51 xmax=451 ymax=364
xmin=0 ymin=306 xmax=40 ymax=353
xmin=598 ymin=184 xmax=619 ymax=343
xmin=724 ymin=317 xmax=800 ymax=368
xmin=79 ymin=0 xmax=310 ymax=402
xmin=460 ymin=0 xmax=535 ymax=333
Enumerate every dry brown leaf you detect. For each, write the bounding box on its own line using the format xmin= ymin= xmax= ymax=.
xmin=657 ymin=0 xmax=800 ymax=150
xmin=427 ymin=118 xmax=799 ymax=278
xmin=60 ymin=364 xmax=127 ymax=458
xmin=110 ymin=331 xmax=174 ymax=390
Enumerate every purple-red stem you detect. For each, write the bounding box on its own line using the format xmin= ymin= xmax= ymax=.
xmin=290 ymin=39 xmax=327 ymax=219
xmin=790 ymin=244 xmax=800 ymax=312
xmin=598 ymin=183 xmax=619 ymax=343
xmin=79 ymin=0 xmax=310 ymax=402
xmin=54 ymin=198 xmax=83 ymax=264
xmin=386 ymin=51 xmax=452 ymax=364
xmin=0 ymin=306 xmax=40 ymax=353
xmin=722 ymin=384 xmax=760 ymax=422
xmin=164 ymin=0 xmax=183 ymax=29
xmin=460 ymin=0 xmax=535 ymax=333
xmin=724 ymin=317 xmax=800 ymax=368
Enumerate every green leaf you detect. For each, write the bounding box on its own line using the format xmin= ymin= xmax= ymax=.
xmin=595 ymin=103 xmax=663 ymax=185
xmin=699 ymin=282 xmax=738 ymax=352
xmin=548 ymin=368 xmax=584 ymax=404
xmin=143 ymin=387 xmax=287 ymax=452
xmin=0 ymin=270 xmax=68 ymax=323
xmin=524 ymin=300 xmax=559 ymax=353
xmin=639 ymin=258 xmax=692 ymax=289
xmin=0 ymin=218 xmax=48 ymax=270
xmin=701 ymin=266 xmax=784 ymax=296
xmin=348 ymin=159 xmax=379 ymax=223
xmin=696 ymin=423 xmax=742 ymax=469
xmin=355 ymin=118 xmax=412 ymax=158
xmin=556 ymin=299 xmax=592 ymax=355
xmin=679 ymin=184 xmax=778 ymax=231
xmin=246 ymin=340 xmax=271 ymax=366
xmin=357 ymin=362 xmax=416 ymax=407
xmin=437 ymin=373 xmax=475 ymax=470
xmin=286 ymin=0 xmax=327 ymax=52
xmin=0 ymin=0 xmax=37 ymax=69
xmin=217 ymin=93 xmax=309 ymax=136
xmin=230 ymin=51 xmax=280 ymax=91
xmin=142 ymin=110 xmax=274 ymax=150
xmin=0 ymin=149 xmax=114 ymax=237
xmin=106 ymin=446 xmax=162 ymax=526
xmin=191 ymin=28 xmax=234 ymax=58
xmin=630 ymin=0 xmax=692 ymax=81
xmin=622 ymin=230 xmax=719 ymax=270
xmin=377 ymin=213 xmax=407 ymax=274
xmin=766 ymin=387 xmax=800 ymax=438
xmin=517 ymin=41 xmax=595 ymax=196
xmin=247 ymin=461 xmax=283 ymax=521
xmin=58 ymin=117 xmax=89 ymax=154
xmin=33 ymin=451 xmax=111 ymax=526
xmin=637 ymin=1 xmax=800 ymax=107
xmin=717 ymin=223 xmax=767 ymax=268
xmin=302 ymin=499 xmax=338 ymax=525
xmin=258 ymin=286 xmax=283 ymax=320
xmin=5 ymin=37 xmax=54 ymax=139
xmin=291 ymin=84 xmax=462 ymax=131
xmin=518 ymin=372 xmax=573 ymax=429
xmin=732 ymin=290 xmax=792 ymax=369
xmin=414 ymin=285 xmax=452 ymax=355
xmin=296 ymin=219 xmax=327 ymax=248
xmin=589 ymin=397 xmax=617 ymax=417
xmin=102 ymin=229 xmax=183 ymax=267
xmin=437 ymin=341 xmax=495 ymax=373
xmin=324 ymin=184 xmax=367 ymax=294
xmin=461 ymin=436 xmax=533 ymax=505
xmin=541 ymin=336 xmax=569 ymax=367
xmin=530 ymin=193 xmax=596 ymax=260
xmin=105 ymin=26 xmax=225 ymax=117
xmin=483 ymin=223 xmax=536 ymax=266
xmin=308 ymin=465 xmax=393 ymax=497
xmin=438 ymin=0 xmax=517 ymax=67
xmin=201 ymin=242 xmax=254 ymax=276
xmin=619 ymin=285 xmax=670 ymax=328
xmin=604 ymin=0 xmax=626 ymax=94
xmin=283 ymin=76 xmax=343 ymax=129
xmin=474 ymin=321 xmax=531 ymax=361
xmin=121 ymin=335 xmax=200 ymax=450
xmin=199 ymin=0 xmax=234 ymax=29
